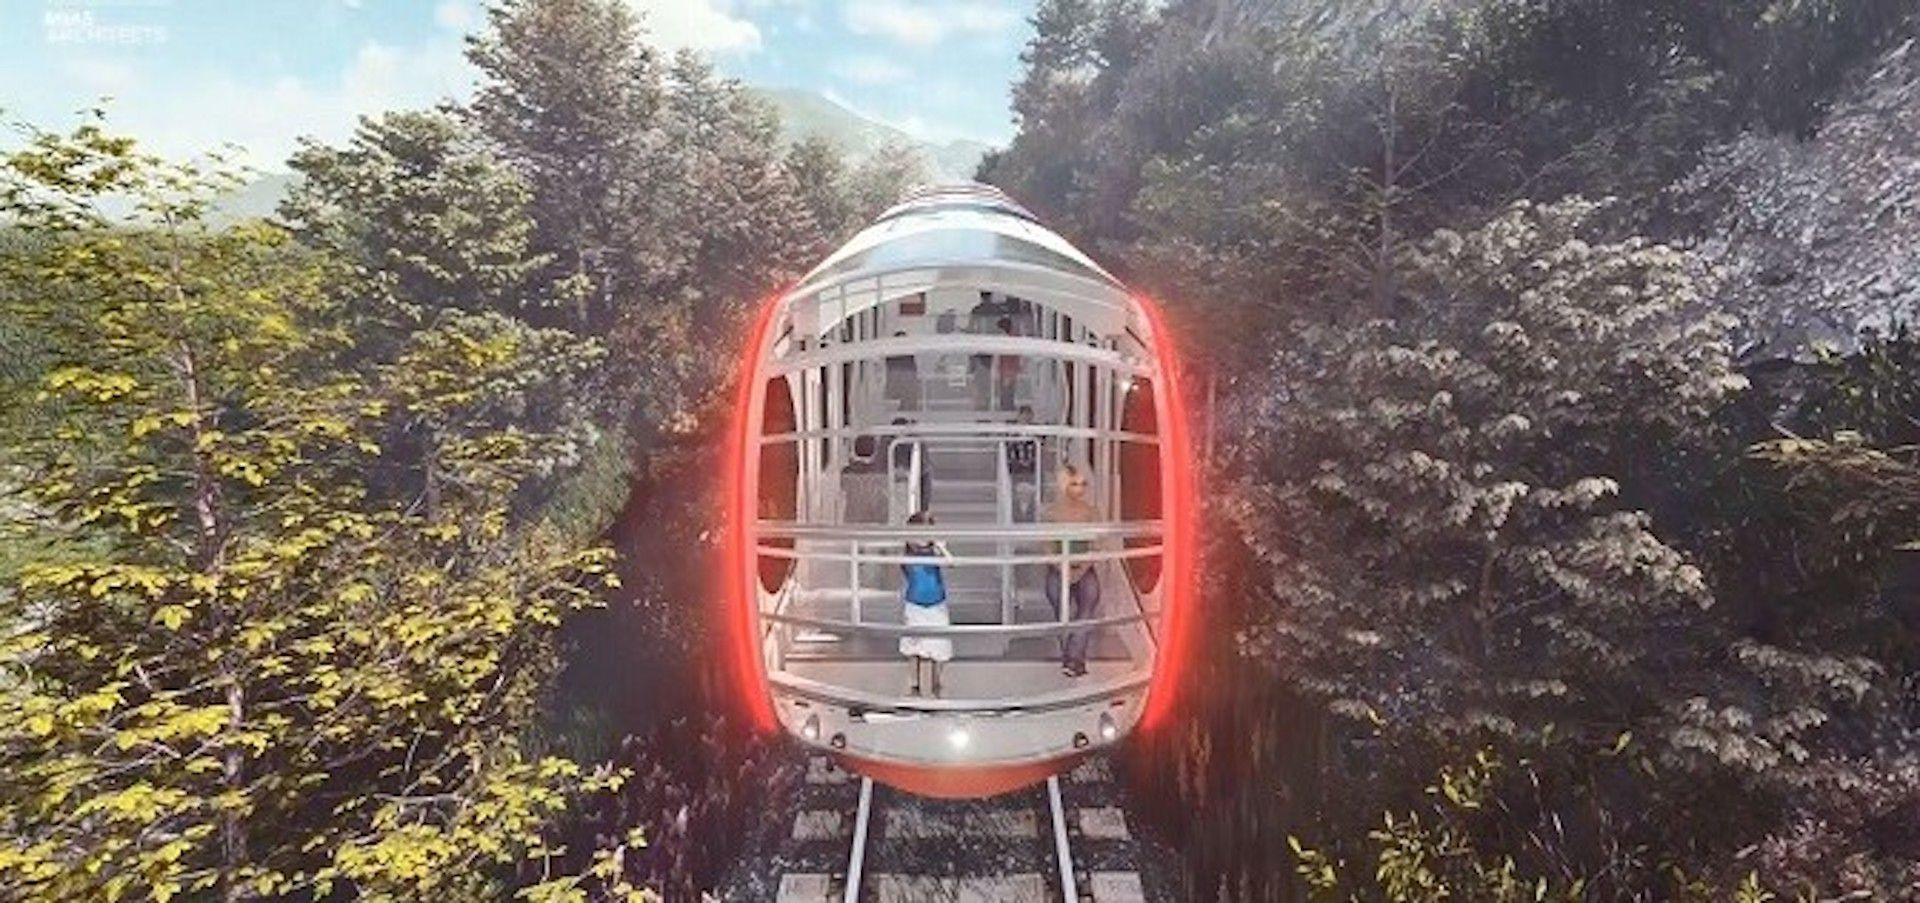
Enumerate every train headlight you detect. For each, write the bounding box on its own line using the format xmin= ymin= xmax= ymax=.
xmin=801 ymin=714 xmax=821 ymax=742
xmin=1072 ymin=732 xmax=1090 ymax=749
xmin=829 ymin=732 xmax=846 ymax=750
xmin=947 ymin=726 xmax=971 ymax=750
xmin=1098 ymin=713 xmax=1118 ymax=742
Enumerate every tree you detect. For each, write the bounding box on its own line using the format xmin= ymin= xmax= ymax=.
xmin=0 ymin=118 xmax=618 ymax=901
xmin=1225 ymin=200 xmax=1763 ymax=890
xmin=784 ymin=136 xmax=854 ymax=254
xmin=993 ymin=0 xmax=1157 ymax=231
xmin=1250 ymin=197 xmax=1743 ymax=739
xmin=279 ymin=108 xmax=605 ymax=510
xmin=843 ymin=140 xmax=929 ymax=222
xmin=468 ymin=0 xmax=666 ymax=336
xmin=280 ymin=108 xmax=550 ymax=330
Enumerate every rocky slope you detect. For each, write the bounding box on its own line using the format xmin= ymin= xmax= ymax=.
xmin=1680 ymin=37 xmax=1920 ymax=355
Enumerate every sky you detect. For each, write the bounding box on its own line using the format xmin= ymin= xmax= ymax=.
xmin=0 ymin=0 xmax=1038 ymax=172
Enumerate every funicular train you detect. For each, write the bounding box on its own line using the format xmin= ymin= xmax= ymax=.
xmin=727 ymin=183 xmax=1194 ymax=798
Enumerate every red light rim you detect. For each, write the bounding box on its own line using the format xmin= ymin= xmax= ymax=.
xmin=726 ymin=294 xmax=783 ymax=733
xmin=1137 ymin=295 xmax=1196 ymax=732
xmin=728 ymin=292 xmax=1192 ymax=735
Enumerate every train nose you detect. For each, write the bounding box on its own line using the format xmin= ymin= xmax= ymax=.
xmin=733 ymin=184 xmax=1191 ymax=798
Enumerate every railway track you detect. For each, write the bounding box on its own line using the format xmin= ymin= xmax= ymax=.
xmin=766 ymin=754 xmax=1155 ymax=903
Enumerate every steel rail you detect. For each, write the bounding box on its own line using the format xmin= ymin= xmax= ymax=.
xmin=1048 ymin=776 xmax=1078 ymax=903
xmin=843 ymin=777 xmax=874 ymax=903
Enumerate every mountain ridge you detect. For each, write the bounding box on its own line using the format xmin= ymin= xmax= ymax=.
xmin=216 ymin=86 xmax=993 ymax=219
xmin=746 ymin=86 xmax=993 ymax=180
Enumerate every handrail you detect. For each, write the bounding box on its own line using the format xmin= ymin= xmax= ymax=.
xmin=762 ymin=609 xmax=1152 ymax=639
xmin=773 ymin=334 xmax=1153 ymax=379
xmin=755 ymin=521 xmax=1161 ymax=540
xmin=768 ymin=670 xmax=1151 ymax=715
xmin=765 ymin=423 xmax=1157 ymax=442
xmin=996 ymin=438 xmax=1013 ymax=625
xmin=752 ymin=544 xmax=1166 ymax=566
xmin=908 ymin=439 xmax=922 ymax=515
xmin=790 ymin=249 xmax=1128 ymax=315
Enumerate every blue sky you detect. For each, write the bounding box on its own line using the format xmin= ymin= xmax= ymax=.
xmin=0 ymin=0 xmax=1037 ymax=171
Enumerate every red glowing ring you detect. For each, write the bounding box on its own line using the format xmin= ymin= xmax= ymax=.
xmin=1136 ymin=295 xmax=1196 ymax=732
xmin=726 ymin=294 xmax=783 ymax=733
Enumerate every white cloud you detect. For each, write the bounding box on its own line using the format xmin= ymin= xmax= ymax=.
xmin=59 ymin=57 xmax=137 ymax=94
xmin=833 ymin=54 xmax=909 ymax=86
xmin=433 ymin=0 xmax=479 ymax=33
xmin=27 ymin=32 xmax=477 ymax=173
xmin=622 ymin=0 xmax=763 ymax=54
xmin=842 ymin=0 xmax=1018 ymax=47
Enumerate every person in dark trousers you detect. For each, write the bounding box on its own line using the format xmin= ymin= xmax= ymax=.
xmin=969 ymin=293 xmax=995 ymax=410
xmin=842 ymin=434 xmax=888 ymax=524
xmin=1008 ymin=406 xmax=1039 ymax=522
xmin=1045 ymin=464 xmax=1102 ymax=677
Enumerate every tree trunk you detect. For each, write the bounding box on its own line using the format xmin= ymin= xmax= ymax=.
xmin=1374 ymin=83 xmax=1399 ymax=315
xmin=221 ymin=678 xmax=249 ymax=902
xmin=176 ymin=341 xmax=250 ymax=899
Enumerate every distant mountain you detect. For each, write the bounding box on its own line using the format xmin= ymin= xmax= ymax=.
xmin=210 ymin=86 xmax=995 ymax=221
xmin=211 ymin=172 xmax=296 ymax=225
xmin=747 ymin=86 xmax=993 ymax=181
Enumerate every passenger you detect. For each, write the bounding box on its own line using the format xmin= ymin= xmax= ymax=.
xmin=1045 ymin=464 xmax=1102 ymax=678
xmin=969 ymin=293 xmax=995 ymax=410
xmin=847 ymin=433 xmax=882 ymax=472
xmin=842 ymin=434 xmax=887 ymax=524
xmin=885 ymin=331 xmax=920 ymax=411
xmin=888 ymin=417 xmax=932 ymax=511
xmin=994 ymin=317 xmax=1021 ymax=411
xmin=899 ymin=510 xmax=954 ymax=697
xmin=1008 ymin=406 xmax=1038 ymax=522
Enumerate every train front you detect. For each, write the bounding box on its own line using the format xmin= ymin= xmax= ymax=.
xmin=728 ymin=184 xmax=1193 ymax=798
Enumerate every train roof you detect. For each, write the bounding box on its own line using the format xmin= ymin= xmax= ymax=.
xmin=783 ymin=182 xmax=1132 ymax=339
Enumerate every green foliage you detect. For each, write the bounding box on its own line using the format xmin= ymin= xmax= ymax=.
xmin=1246 ymin=198 xmax=1740 ymax=750
xmin=469 ymin=0 xmax=833 ymax=438
xmin=469 ymin=0 xmax=663 ymax=337
xmin=997 ymin=1 xmax=1920 ymax=896
xmin=281 ymin=108 xmax=553 ymax=328
xmin=0 ymin=117 xmax=617 ymax=900
xmin=783 ymin=135 xmax=931 ymax=254
xmin=1289 ymin=751 xmax=1587 ymax=902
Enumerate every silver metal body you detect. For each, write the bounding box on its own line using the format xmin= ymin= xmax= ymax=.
xmin=740 ymin=184 xmax=1181 ymax=795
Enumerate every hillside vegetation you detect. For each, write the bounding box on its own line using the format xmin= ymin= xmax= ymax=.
xmin=6 ymin=0 xmax=1920 ymax=898
xmin=985 ymin=0 xmax=1920 ymax=898
xmin=0 ymin=1 xmax=921 ymax=897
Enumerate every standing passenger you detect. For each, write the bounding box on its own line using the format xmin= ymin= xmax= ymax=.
xmin=1008 ymin=406 xmax=1039 ymax=522
xmin=889 ymin=417 xmax=932 ymax=512
xmin=843 ymin=434 xmax=888 ymax=522
xmin=1045 ymin=464 xmax=1102 ymax=677
xmin=899 ymin=511 xmax=953 ymax=697
xmin=885 ymin=331 xmax=920 ymax=411
xmin=994 ymin=317 xmax=1022 ymax=412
